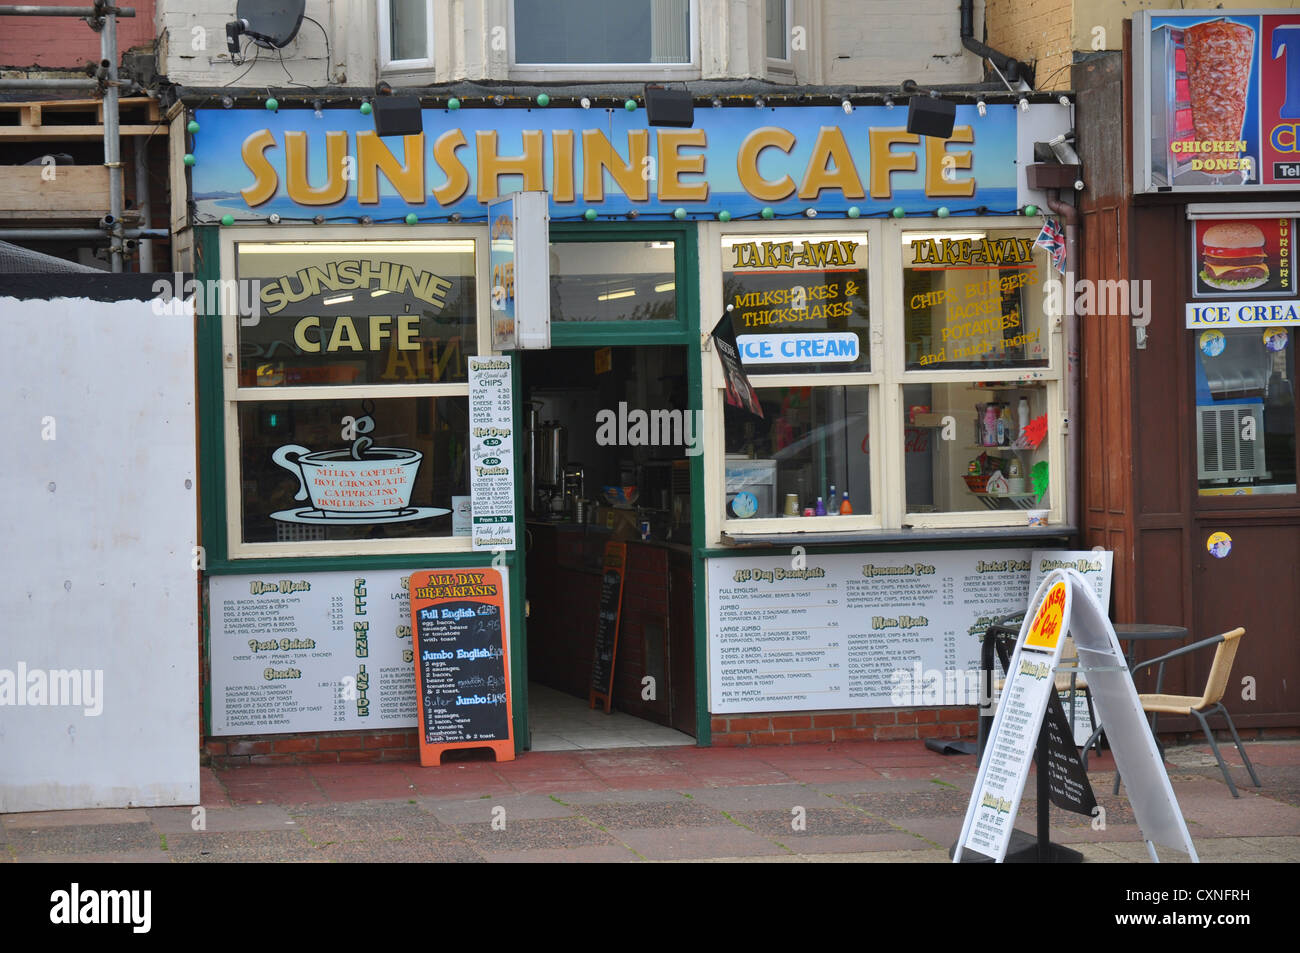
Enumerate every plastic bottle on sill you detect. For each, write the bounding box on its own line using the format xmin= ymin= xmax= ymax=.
xmin=815 ymin=496 xmax=826 ymax=516
xmin=840 ymin=491 xmax=854 ymax=515
xmin=828 ymin=483 xmax=839 ymax=514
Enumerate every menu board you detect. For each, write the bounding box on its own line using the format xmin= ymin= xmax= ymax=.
xmin=209 ymin=570 xmax=418 ymax=735
xmin=707 ymin=550 xmax=1035 ymax=713
xmin=1039 ymin=691 xmax=1098 ymax=816
xmin=409 ymin=567 xmax=514 ymax=765
xmin=589 ymin=542 xmax=626 ymax=712
xmin=469 ymin=356 xmax=517 ymax=551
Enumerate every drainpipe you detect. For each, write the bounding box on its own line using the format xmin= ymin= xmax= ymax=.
xmin=1045 ymin=189 xmax=1079 ymax=535
xmin=133 ymin=135 xmax=153 ymax=272
xmin=101 ymin=2 xmax=124 ymax=272
xmin=960 ymin=0 xmax=1034 ymax=86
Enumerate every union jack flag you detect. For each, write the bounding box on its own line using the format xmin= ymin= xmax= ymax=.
xmin=1034 ymin=218 xmax=1067 ymax=272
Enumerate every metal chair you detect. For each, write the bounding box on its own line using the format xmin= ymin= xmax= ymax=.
xmin=1116 ymin=626 xmax=1261 ymax=798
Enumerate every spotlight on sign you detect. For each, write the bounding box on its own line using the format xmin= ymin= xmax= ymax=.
xmin=373 ymin=95 xmax=423 ymax=137
xmin=906 ymin=95 xmax=956 ymax=139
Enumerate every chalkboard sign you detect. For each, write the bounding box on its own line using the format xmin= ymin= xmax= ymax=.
xmin=1037 ymin=690 xmax=1097 ymax=816
xmin=589 ymin=542 xmax=627 ymax=713
xmin=408 ymin=568 xmax=514 ymax=766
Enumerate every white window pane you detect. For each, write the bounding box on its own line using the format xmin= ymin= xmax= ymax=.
xmin=390 ymin=0 xmax=428 ymax=62
xmin=514 ymin=0 xmax=690 ymax=65
xmin=766 ymin=0 xmax=786 ymax=59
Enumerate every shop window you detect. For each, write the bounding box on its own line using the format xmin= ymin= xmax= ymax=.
xmin=725 ymin=386 xmax=871 ymax=518
xmin=550 ymin=240 xmax=678 ymax=323
xmin=379 ymin=0 xmax=434 ymax=69
xmin=1195 ymin=327 xmax=1297 ymax=496
xmin=902 ymin=382 xmax=1050 ymax=515
xmin=765 ymin=0 xmax=790 ymax=61
xmin=222 ymin=232 xmax=486 ymax=557
xmin=512 ymin=0 xmax=693 ymax=66
xmin=709 ymin=220 xmax=1064 ymax=538
xmin=902 ymin=228 xmax=1050 ymax=371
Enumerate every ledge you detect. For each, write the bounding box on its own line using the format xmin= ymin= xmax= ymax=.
xmin=718 ymin=524 xmax=1077 ymax=547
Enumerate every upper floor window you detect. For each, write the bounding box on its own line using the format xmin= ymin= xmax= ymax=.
xmin=765 ymin=0 xmax=790 ymax=61
xmin=379 ymin=0 xmax=434 ymax=70
xmin=512 ymin=0 xmax=693 ymax=67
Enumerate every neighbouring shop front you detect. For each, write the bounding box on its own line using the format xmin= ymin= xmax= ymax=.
xmin=1072 ymin=9 xmax=1299 ymax=735
xmin=184 ymin=92 xmax=1086 ymax=763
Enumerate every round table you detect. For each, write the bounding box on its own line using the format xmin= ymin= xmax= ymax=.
xmin=1112 ymin=623 xmax=1190 ymax=670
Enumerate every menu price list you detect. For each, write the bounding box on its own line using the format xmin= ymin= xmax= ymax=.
xmin=469 ymin=357 xmax=517 ymax=552
xmin=415 ymin=599 xmax=509 ymax=745
xmin=707 ymin=551 xmax=1049 ymax=714
xmin=210 ymin=571 xmax=418 ymax=735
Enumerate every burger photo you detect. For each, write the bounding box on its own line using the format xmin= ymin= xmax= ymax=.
xmin=1199 ymin=222 xmax=1270 ymax=291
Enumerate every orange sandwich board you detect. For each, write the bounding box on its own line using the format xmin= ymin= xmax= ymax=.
xmin=408 ymin=568 xmax=514 ymax=766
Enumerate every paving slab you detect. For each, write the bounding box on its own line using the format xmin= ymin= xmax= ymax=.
xmin=2 ymin=808 xmax=153 ymax=829
xmin=481 ymin=845 xmax=641 ymax=863
xmin=421 ymin=794 xmax=577 ymax=825
xmin=149 ymin=804 xmax=297 ymax=835
xmin=609 ymin=824 xmax=790 ymax=861
xmin=4 ymin=823 xmax=161 ymax=857
xmin=163 ymin=830 xmax=322 ymax=863
xmin=453 ymin=817 xmax=618 ymax=851
xmin=680 ymin=783 xmax=815 ymax=811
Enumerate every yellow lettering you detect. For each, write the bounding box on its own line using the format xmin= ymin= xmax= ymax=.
xmin=431 ymin=130 xmax=470 ymax=206
xmin=924 ymin=126 xmax=975 ymax=197
xmin=294 ymin=316 xmax=321 ymax=353
xmin=240 ymin=129 xmax=278 ymax=206
xmin=475 ymin=130 xmax=545 ymax=203
xmin=357 ymin=131 xmax=425 ymax=204
xmin=285 ymin=130 xmax=349 ymax=205
xmin=581 ymin=129 xmax=650 ymax=202
xmin=551 ymin=129 xmax=575 ymax=203
xmin=737 ymin=127 xmax=797 ymax=201
xmin=798 ymin=127 xmax=864 ymax=200
xmin=657 ymin=129 xmax=708 ymax=201
xmin=868 ymin=128 xmax=919 ymax=199
xmin=326 ymin=315 xmax=362 ymax=351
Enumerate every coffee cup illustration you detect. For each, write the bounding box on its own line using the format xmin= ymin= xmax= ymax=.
xmin=272 ymin=444 xmax=424 ymax=516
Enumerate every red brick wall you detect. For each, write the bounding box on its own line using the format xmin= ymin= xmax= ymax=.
xmin=206 ymin=730 xmax=418 ymax=767
xmin=711 ymin=707 xmax=979 ymax=745
xmin=0 ymin=0 xmax=157 ymax=68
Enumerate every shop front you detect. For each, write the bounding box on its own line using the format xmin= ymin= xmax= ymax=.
xmin=184 ymin=94 xmax=1079 ymax=762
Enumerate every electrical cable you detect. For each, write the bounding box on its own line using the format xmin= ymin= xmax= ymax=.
xmin=222 ymin=42 xmax=261 ymax=87
xmin=302 ymin=15 xmax=332 ymax=85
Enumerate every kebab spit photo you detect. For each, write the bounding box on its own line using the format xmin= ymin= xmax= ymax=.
xmin=1183 ymin=20 xmax=1255 ymax=174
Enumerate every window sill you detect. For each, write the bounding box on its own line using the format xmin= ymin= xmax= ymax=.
xmin=719 ymin=524 xmax=1076 ymax=547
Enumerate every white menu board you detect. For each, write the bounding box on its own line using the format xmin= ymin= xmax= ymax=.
xmin=708 ymin=550 xmax=1034 ymax=713
xmin=209 ymin=570 xmax=418 ymax=735
xmin=469 ymin=356 xmax=517 ymax=551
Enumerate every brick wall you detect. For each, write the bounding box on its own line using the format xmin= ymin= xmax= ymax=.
xmin=206 ymin=730 xmax=417 ymax=767
xmin=0 ymin=0 xmax=157 ymax=69
xmin=711 ymin=707 xmax=979 ymax=746
xmin=985 ymin=0 xmax=1074 ymax=91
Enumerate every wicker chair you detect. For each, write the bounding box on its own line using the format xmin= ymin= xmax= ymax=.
xmin=1117 ymin=627 xmax=1261 ymax=798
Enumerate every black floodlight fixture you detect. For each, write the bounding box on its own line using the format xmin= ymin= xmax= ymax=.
xmin=227 ymin=0 xmax=306 ymax=61
xmin=373 ymin=95 xmax=424 ymax=137
xmin=644 ymin=84 xmax=694 ymax=127
xmin=901 ymin=79 xmax=955 ymax=139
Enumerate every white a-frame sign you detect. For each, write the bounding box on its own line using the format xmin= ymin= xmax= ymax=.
xmin=955 ymin=568 xmax=1198 ymax=863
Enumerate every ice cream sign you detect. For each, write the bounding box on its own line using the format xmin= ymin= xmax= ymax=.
xmin=1136 ymin=10 xmax=1300 ymax=191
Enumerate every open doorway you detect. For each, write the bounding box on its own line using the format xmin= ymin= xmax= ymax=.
xmin=522 ymin=344 xmax=696 ymax=751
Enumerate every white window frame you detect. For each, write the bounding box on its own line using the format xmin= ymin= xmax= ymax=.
xmin=378 ymin=0 xmax=435 ymax=72
xmin=765 ymin=0 xmax=793 ymax=65
xmin=218 ymin=224 xmax=492 ymax=560
xmin=507 ymin=0 xmax=700 ymax=82
xmin=700 ymin=217 xmax=1067 ymax=547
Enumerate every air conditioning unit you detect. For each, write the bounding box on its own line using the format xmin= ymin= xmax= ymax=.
xmin=1197 ymin=403 xmax=1268 ymax=482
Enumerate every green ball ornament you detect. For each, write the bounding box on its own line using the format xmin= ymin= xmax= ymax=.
xmin=717 ymin=210 xmax=732 ymax=222
xmin=186 ymin=120 xmax=200 ymax=134
xmin=405 ymin=213 xmax=419 ymax=225
xmin=583 ymin=209 xmax=598 ymax=221
xmin=936 ymin=206 xmax=950 ymax=218
xmin=447 ymin=97 xmax=460 ymax=110
xmin=846 ymin=206 xmax=861 ymax=219
xmin=183 ymin=153 xmax=195 ymax=167
xmin=673 ymin=207 xmax=686 ymax=220
xmin=892 ymin=207 xmax=905 ymax=218
xmin=760 ymin=207 xmax=775 ymax=220
xmin=220 ymin=214 xmax=235 ymax=226
xmin=360 ymin=101 xmax=372 ymax=115
xmin=535 ymin=93 xmax=550 ymax=107
xmin=624 ymin=99 xmax=637 ymax=111
xmin=1023 ymin=204 xmax=1038 ymax=216
xmin=265 ymin=97 xmax=278 ymax=111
